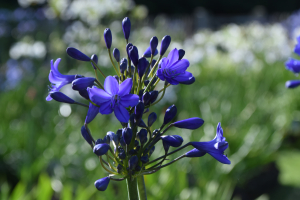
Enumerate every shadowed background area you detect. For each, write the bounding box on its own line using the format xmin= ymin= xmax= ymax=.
xmin=1 ymin=0 xmax=300 ymax=200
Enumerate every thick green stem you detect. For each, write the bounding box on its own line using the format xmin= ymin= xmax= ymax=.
xmin=137 ymin=176 xmax=147 ymax=200
xmin=126 ymin=177 xmax=139 ymax=200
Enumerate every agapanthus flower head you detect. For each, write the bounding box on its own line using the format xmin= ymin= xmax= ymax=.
xmin=191 ymin=123 xmax=230 ymax=164
xmin=94 ymin=177 xmax=110 ymax=191
xmin=173 ymin=117 xmax=204 ymax=130
xmin=286 ymin=80 xmax=300 ymax=88
xmin=285 ymin=58 xmax=300 ymax=74
xmin=157 ymin=48 xmax=193 ymax=85
xmin=93 ymin=143 xmax=110 ymax=156
xmin=88 ymin=76 xmax=139 ymax=123
xmin=66 ymin=47 xmax=90 ymax=61
xmin=46 ymin=58 xmax=76 ymax=101
xmin=122 ymin=17 xmax=131 ymax=40
xmin=49 ymin=92 xmax=75 ymax=104
xmin=104 ymin=28 xmax=112 ymax=49
xmin=294 ymin=36 xmax=300 ymax=56
xmin=160 ymin=35 xmax=171 ymax=56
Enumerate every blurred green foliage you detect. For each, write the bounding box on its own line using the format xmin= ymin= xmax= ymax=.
xmin=1 ymin=2 xmax=300 ymax=200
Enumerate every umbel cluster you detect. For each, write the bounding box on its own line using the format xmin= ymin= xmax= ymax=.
xmin=46 ymin=17 xmax=230 ymax=192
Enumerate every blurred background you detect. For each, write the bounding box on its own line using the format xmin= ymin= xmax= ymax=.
xmin=1 ymin=0 xmax=300 ymax=199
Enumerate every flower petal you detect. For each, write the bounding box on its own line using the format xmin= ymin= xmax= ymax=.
xmin=174 ymin=71 xmax=193 ymax=82
xmin=104 ymin=76 xmax=119 ymax=95
xmin=160 ymin=57 xmax=169 ymax=70
xmin=99 ymin=101 xmax=113 ymax=114
xmin=208 ymin=151 xmax=231 ymax=164
xmin=156 ymin=69 xmax=165 ymax=81
xmin=167 ymin=48 xmax=179 ymax=66
xmin=118 ymin=78 xmax=132 ymax=96
xmin=114 ymin=105 xmax=130 ymax=123
xmin=120 ymin=94 xmax=139 ymax=107
xmin=170 ymin=59 xmax=190 ymax=72
xmin=88 ymin=87 xmax=111 ymax=105
xmin=85 ymin=103 xmax=100 ymax=124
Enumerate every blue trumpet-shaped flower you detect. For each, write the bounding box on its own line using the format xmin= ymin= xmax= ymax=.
xmin=88 ymin=76 xmax=139 ymax=123
xmin=46 ymin=58 xmax=76 ymax=101
xmin=285 ymin=58 xmax=300 ymax=74
xmin=191 ymin=123 xmax=230 ymax=164
xmin=157 ymin=48 xmax=193 ymax=85
xmin=94 ymin=177 xmax=110 ymax=191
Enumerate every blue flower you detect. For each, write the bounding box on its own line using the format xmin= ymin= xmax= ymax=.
xmin=157 ymin=48 xmax=193 ymax=85
xmin=46 ymin=58 xmax=75 ymax=101
xmin=294 ymin=36 xmax=300 ymax=56
xmin=88 ymin=76 xmax=139 ymax=123
xmin=191 ymin=123 xmax=230 ymax=164
xmin=285 ymin=58 xmax=300 ymax=74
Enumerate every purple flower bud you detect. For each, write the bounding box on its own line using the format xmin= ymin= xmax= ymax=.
xmin=91 ymin=54 xmax=98 ymax=69
xmin=106 ymin=131 xmax=115 ymax=143
xmin=137 ymin=57 xmax=149 ymax=78
xmin=104 ymin=28 xmax=112 ymax=49
xmin=142 ymin=92 xmax=151 ymax=105
xmin=173 ymin=117 xmax=204 ymax=130
xmin=150 ymin=36 xmax=158 ymax=55
xmin=164 ymin=104 xmax=177 ymax=124
xmin=95 ymin=139 xmax=104 ymax=145
xmin=150 ymin=59 xmax=156 ymax=69
xmin=180 ymin=76 xmax=195 ymax=85
xmin=113 ymin=48 xmax=120 ymax=62
xmin=118 ymin=149 xmax=126 ymax=159
xmin=178 ymin=49 xmax=185 ymax=60
xmin=143 ymin=46 xmax=158 ymax=58
xmin=135 ymin=101 xmax=145 ymax=123
xmin=185 ymin=148 xmax=206 ymax=157
xmin=286 ymin=80 xmax=300 ymax=88
xmin=149 ymin=146 xmax=155 ymax=155
xmin=138 ymin=129 xmax=148 ymax=144
xmin=161 ymin=135 xmax=183 ymax=147
xmin=126 ymin=43 xmax=133 ymax=57
xmin=162 ymin=141 xmax=170 ymax=152
xmin=103 ymin=135 xmax=110 ymax=144
xmin=81 ymin=125 xmax=93 ymax=146
xmin=160 ymin=35 xmax=171 ymax=56
xmin=66 ymin=47 xmax=90 ymax=61
xmin=138 ymin=119 xmax=147 ymax=128
xmin=122 ymin=17 xmax=131 ymax=40
xmin=149 ymin=90 xmax=158 ymax=103
xmin=94 ymin=177 xmax=110 ymax=191
xmin=72 ymin=77 xmax=95 ymax=91
xmin=128 ymin=155 xmax=138 ymax=170
xmin=85 ymin=103 xmax=99 ymax=124
xmin=93 ymin=143 xmax=110 ymax=156
xmin=141 ymin=155 xmax=149 ymax=163
xmin=120 ymin=58 xmax=127 ymax=73
xmin=50 ymin=92 xmax=75 ymax=104
xmin=144 ymin=80 xmax=150 ymax=86
xmin=122 ymin=128 xmax=133 ymax=145
xmin=79 ymin=90 xmax=89 ymax=100
xmin=129 ymin=46 xmax=139 ymax=66
xmin=148 ymin=112 xmax=157 ymax=127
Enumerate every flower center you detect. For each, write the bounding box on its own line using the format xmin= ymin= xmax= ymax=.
xmin=111 ymin=94 xmax=120 ymax=108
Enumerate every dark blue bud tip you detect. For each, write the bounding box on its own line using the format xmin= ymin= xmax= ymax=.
xmin=95 ymin=177 xmax=110 ymax=191
xmin=104 ymin=28 xmax=112 ymax=49
xmin=122 ymin=17 xmax=131 ymax=40
xmin=160 ymin=35 xmax=171 ymax=56
xmin=178 ymin=49 xmax=185 ymax=60
xmin=150 ymin=36 xmax=159 ymax=55
xmin=163 ymin=104 xmax=177 ymax=125
xmin=113 ymin=48 xmax=120 ymax=62
xmin=66 ymin=47 xmax=91 ymax=62
xmin=91 ymin=54 xmax=98 ymax=69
